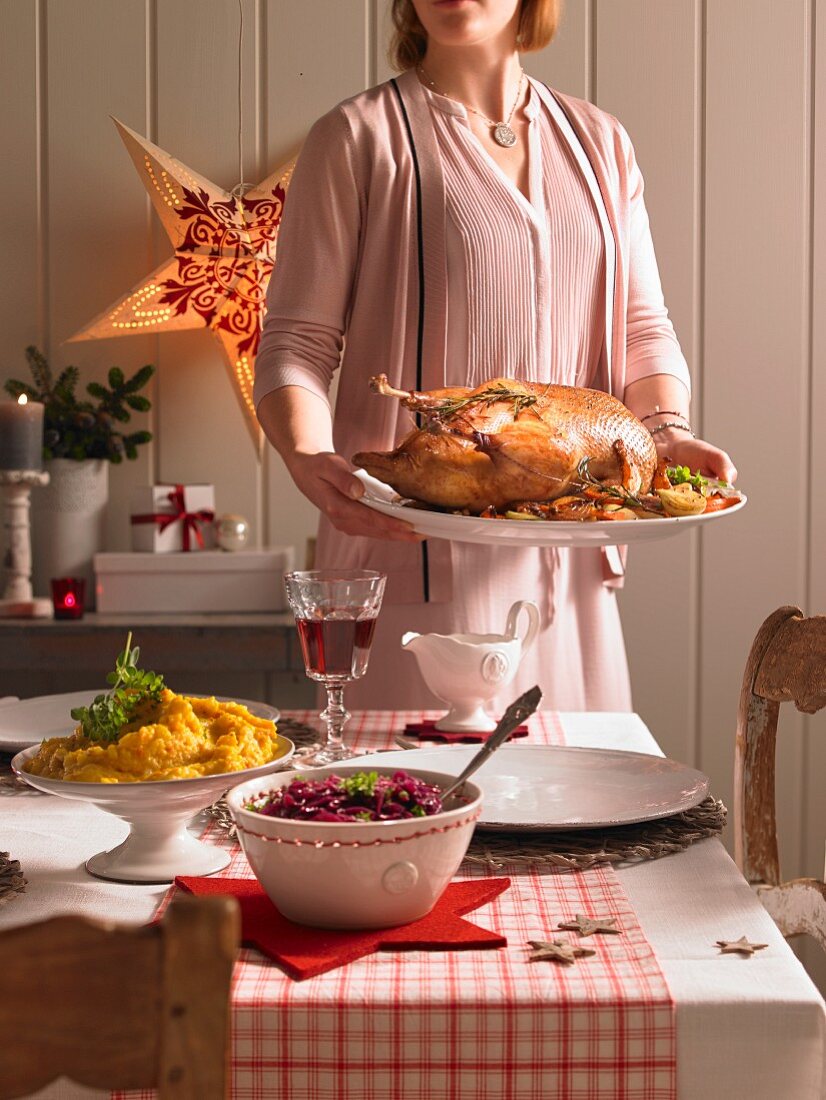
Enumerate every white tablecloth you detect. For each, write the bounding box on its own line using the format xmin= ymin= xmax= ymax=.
xmin=3 ymin=712 xmax=824 ymax=1100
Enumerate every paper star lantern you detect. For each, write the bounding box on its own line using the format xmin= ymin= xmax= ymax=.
xmin=68 ymin=119 xmax=296 ymax=449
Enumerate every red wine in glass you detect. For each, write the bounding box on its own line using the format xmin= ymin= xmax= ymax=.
xmin=296 ymin=614 xmax=378 ymax=681
xmin=284 ymin=569 xmax=386 ymax=764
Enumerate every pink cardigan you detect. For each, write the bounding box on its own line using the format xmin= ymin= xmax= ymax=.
xmin=255 ymin=68 xmax=690 ymax=604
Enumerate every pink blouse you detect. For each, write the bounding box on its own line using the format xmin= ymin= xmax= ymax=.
xmin=432 ymin=82 xmax=606 ymax=389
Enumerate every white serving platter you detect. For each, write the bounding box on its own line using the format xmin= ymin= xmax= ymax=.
xmin=0 ymin=690 xmax=280 ymax=753
xmin=349 ymin=744 xmax=709 ymax=831
xmin=355 ymin=470 xmax=746 ymax=548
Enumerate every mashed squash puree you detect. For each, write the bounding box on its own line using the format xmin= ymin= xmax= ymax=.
xmin=24 ymin=690 xmax=286 ymax=783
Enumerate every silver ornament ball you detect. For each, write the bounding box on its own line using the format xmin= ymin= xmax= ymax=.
xmin=214 ymin=513 xmax=250 ymax=551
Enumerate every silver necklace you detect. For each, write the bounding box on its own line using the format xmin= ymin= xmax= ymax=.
xmin=418 ymin=65 xmax=525 ymax=148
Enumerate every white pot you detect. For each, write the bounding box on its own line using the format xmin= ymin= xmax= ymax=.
xmin=31 ymin=458 xmax=109 ymax=607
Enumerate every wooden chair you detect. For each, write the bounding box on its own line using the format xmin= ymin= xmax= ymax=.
xmin=735 ymin=605 xmax=826 ymax=949
xmin=0 ymin=895 xmax=239 ymax=1099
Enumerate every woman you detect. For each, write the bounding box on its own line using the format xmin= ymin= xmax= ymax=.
xmin=255 ymin=0 xmax=736 ymax=711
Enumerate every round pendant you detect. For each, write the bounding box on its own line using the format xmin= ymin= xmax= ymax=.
xmin=493 ymin=122 xmax=517 ymax=148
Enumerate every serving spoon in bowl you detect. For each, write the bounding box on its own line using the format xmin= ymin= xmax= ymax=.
xmin=440 ymin=684 xmax=543 ymax=803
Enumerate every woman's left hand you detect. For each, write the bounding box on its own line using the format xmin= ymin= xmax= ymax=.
xmin=652 ymin=427 xmax=738 ymax=483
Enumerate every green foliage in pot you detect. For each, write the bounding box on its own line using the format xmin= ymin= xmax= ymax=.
xmin=4 ymin=346 xmax=154 ymax=463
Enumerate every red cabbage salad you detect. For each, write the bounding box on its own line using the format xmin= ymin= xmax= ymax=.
xmin=246 ymin=770 xmax=445 ymax=823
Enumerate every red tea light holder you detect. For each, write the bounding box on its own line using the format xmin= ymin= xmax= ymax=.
xmin=51 ymin=577 xmax=86 ymax=620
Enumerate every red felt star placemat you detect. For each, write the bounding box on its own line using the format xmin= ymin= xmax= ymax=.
xmin=403 ymin=718 xmax=529 ymax=743
xmin=175 ymin=876 xmax=510 ymax=981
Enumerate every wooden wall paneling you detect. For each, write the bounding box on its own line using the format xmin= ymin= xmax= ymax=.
xmin=373 ymin=0 xmax=394 ymax=84
xmin=0 ymin=0 xmax=40 ymax=363
xmin=597 ymin=0 xmax=702 ymax=769
xmin=801 ymin=0 xmax=826 ymax=993
xmin=702 ymin=0 xmax=811 ymax=867
xmin=44 ymin=0 xmax=155 ymax=559
xmin=0 ymin=1 xmax=40 ymax=566
xmin=262 ymin=1 xmax=370 ymax=568
xmin=154 ymin=0 xmax=261 ymax=542
xmin=528 ymin=0 xmax=591 ymax=99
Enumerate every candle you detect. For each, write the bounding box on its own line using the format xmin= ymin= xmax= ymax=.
xmin=0 ymin=395 xmax=44 ymax=471
xmin=51 ymin=577 xmax=86 ymax=620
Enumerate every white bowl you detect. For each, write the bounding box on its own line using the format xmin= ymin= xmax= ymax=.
xmin=226 ymin=765 xmax=482 ymax=929
xmin=12 ymin=738 xmax=294 ymax=884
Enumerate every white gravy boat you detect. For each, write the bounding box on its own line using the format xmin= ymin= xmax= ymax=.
xmin=401 ymin=600 xmax=541 ymax=732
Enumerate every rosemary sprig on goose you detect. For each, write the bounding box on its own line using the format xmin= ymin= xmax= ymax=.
xmin=427 ymin=383 xmax=539 ymax=422
xmin=574 ymin=456 xmax=660 ymax=514
xmin=369 ymin=374 xmax=539 ymax=424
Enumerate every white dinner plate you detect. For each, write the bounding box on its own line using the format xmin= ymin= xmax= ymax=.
xmin=349 ymin=744 xmax=709 ymax=830
xmin=0 ymin=690 xmax=281 ymax=752
xmin=355 ymin=470 xmax=746 ymax=548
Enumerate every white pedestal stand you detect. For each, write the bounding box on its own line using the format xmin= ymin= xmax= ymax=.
xmin=0 ymin=469 xmax=53 ymax=619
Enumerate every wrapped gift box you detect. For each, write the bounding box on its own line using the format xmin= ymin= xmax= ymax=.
xmin=130 ymin=483 xmax=217 ymax=553
xmin=94 ymin=548 xmax=294 ymax=613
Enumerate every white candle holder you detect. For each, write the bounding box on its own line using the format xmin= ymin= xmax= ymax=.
xmin=0 ymin=469 xmax=53 ymax=619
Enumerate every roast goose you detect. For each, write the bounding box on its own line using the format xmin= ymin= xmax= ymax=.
xmin=352 ymin=376 xmax=658 ymax=513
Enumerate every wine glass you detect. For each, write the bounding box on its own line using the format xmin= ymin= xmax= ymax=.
xmin=284 ymin=569 xmax=386 ymax=765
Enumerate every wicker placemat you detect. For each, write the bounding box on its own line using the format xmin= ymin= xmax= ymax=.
xmin=205 ymin=794 xmax=726 ymax=869
xmin=0 ymin=852 xmax=26 ymax=905
xmin=463 ymin=796 xmax=727 ymax=872
xmin=275 ymin=717 xmax=321 ymax=749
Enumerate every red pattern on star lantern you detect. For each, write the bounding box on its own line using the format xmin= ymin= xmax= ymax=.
xmin=68 ymin=119 xmax=296 ymax=448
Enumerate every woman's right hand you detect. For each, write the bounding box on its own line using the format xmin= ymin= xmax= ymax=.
xmin=287 ymin=451 xmax=424 ymax=542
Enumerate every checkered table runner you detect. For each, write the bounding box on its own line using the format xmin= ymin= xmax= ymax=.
xmin=120 ymin=711 xmax=675 ymax=1100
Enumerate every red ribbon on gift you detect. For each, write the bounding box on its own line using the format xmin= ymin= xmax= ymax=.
xmin=131 ymin=484 xmax=215 ymax=551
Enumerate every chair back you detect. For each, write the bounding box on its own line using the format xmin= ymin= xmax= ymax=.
xmin=735 ymin=605 xmax=826 ymax=946
xmin=0 ymin=894 xmax=239 ymax=1099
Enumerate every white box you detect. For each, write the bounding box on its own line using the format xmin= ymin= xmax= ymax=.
xmin=94 ymin=549 xmax=294 ymax=613
xmin=130 ymin=484 xmax=217 ymax=553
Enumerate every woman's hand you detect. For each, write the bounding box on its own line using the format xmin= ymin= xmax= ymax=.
xmin=287 ymin=451 xmax=424 ymax=542
xmin=652 ymin=428 xmax=738 ymax=483
xmin=622 ymin=378 xmax=737 ymax=482
xmin=256 ymin=387 xmax=422 ymax=543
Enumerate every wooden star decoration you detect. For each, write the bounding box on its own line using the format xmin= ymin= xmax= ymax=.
xmin=68 ymin=118 xmax=296 ymax=449
xmin=557 ymin=914 xmax=622 ymax=937
xmin=527 ymin=939 xmax=596 ymax=966
xmin=715 ymin=936 xmax=769 ymax=956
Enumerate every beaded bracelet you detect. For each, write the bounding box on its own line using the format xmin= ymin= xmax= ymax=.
xmin=640 ymin=409 xmax=690 ymax=423
xmin=648 ymin=421 xmax=696 ymax=438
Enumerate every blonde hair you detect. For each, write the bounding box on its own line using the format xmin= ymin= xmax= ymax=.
xmin=389 ymin=0 xmax=561 ymax=72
